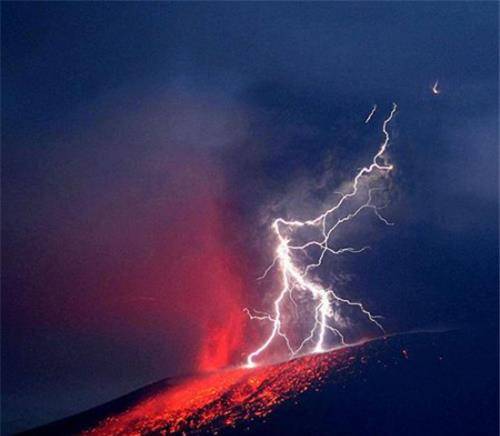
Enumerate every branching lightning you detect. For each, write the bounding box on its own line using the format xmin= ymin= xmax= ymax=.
xmin=245 ymin=103 xmax=398 ymax=367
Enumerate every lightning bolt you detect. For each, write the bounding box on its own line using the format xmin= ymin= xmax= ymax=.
xmin=432 ymin=79 xmax=440 ymax=95
xmin=364 ymin=104 xmax=377 ymax=123
xmin=245 ymin=103 xmax=398 ymax=368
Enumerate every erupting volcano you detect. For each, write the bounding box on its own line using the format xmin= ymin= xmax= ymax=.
xmin=25 ymin=329 xmax=497 ymax=435
xmin=31 ymin=105 xmax=404 ymax=435
xmin=19 ymin=100 xmax=499 ymax=435
xmin=22 ymin=107 xmax=497 ymax=436
xmin=5 ymin=3 xmax=498 ymax=435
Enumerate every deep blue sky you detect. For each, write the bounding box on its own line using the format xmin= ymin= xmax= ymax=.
xmin=2 ymin=2 xmax=498 ymax=433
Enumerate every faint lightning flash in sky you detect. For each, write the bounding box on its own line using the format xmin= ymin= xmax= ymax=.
xmin=364 ymin=104 xmax=377 ymax=123
xmin=432 ymin=79 xmax=440 ymax=95
xmin=245 ymin=103 xmax=398 ymax=368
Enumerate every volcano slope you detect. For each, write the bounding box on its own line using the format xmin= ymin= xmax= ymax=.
xmin=22 ymin=329 xmax=498 ymax=436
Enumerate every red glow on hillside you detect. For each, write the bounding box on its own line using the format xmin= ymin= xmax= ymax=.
xmin=84 ymin=347 xmax=356 ymax=435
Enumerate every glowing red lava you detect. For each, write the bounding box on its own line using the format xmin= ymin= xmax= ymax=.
xmin=84 ymin=347 xmax=356 ymax=435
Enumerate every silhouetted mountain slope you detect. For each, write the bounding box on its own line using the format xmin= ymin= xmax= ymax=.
xmin=22 ymin=329 xmax=498 ymax=435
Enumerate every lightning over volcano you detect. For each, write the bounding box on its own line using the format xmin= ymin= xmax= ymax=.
xmin=246 ymin=103 xmax=398 ymax=367
xmin=4 ymin=2 xmax=498 ymax=434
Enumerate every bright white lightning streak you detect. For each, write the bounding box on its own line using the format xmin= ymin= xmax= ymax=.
xmin=432 ymin=79 xmax=440 ymax=95
xmin=364 ymin=104 xmax=377 ymax=123
xmin=245 ymin=103 xmax=398 ymax=368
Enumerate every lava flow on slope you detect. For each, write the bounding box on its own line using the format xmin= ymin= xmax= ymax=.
xmin=25 ymin=329 xmax=498 ymax=436
xmin=83 ymin=346 xmax=353 ymax=435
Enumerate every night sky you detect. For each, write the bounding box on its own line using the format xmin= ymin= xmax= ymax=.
xmin=2 ymin=2 xmax=498 ymax=433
